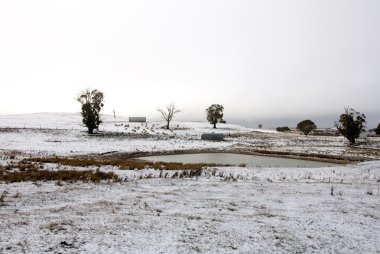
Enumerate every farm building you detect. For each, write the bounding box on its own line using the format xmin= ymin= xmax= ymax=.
xmin=201 ymin=133 xmax=224 ymax=141
xmin=129 ymin=117 xmax=146 ymax=123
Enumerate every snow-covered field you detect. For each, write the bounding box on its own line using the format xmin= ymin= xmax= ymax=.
xmin=0 ymin=113 xmax=255 ymax=155
xmin=1 ymin=113 xmax=379 ymax=160
xmin=1 ymin=162 xmax=379 ymax=253
xmin=1 ymin=113 xmax=380 ymax=253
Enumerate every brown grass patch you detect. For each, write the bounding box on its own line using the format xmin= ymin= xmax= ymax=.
xmin=0 ymin=155 xmax=232 ymax=183
xmin=0 ymin=168 xmax=119 ymax=183
xmin=23 ymin=157 xmax=230 ymax=170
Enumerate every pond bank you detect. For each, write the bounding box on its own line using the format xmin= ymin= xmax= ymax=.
xmin=135 ymin=153 xmax=337 ymax=168
xmin=99 ymin=147 xmax=360 ymax=165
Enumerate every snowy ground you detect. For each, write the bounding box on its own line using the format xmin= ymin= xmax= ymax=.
xmin=1 ymin=113 xmax=380 ymax=253
xmin=1 ymin=113 xmax=379 ymax=161
xmin=0 ymin=113 xmax=255 ymax=155
xmin=1 ymin=162 xmax=379 ymax=253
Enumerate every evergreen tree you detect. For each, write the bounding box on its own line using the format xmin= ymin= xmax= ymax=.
xmin=206 ymin=104 xmax=224 ymax=129
xmin=297 ymin=119 xmax=317 ymax=135
xmin=77 ymin=89 xmax=104 ymax=134
xmin=335 ymin=107 xmax=366 ymax=145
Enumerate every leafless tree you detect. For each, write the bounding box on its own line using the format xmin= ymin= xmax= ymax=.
xmin=157 ymin=103 xmax=181 ymax=129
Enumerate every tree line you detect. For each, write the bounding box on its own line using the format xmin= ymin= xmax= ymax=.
xmin=77 ymin=89 xmax=377 ymax=145
xmin=77 ymin=89 xmax=225 ymax=134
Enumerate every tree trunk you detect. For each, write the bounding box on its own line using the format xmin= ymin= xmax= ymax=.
xmin=213 ymin=122 xmax=216 ymax=128
xmin=88 ymin=128 xmax=94 ymax=134
xmin=166 ymin=121 xmax=170 ymax=130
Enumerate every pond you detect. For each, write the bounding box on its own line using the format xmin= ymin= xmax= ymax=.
xmin=136 ymin=153 xmax=337 ymax=168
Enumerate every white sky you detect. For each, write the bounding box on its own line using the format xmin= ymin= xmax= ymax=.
xmin=0 ymin=0 xmax=379 ymax=127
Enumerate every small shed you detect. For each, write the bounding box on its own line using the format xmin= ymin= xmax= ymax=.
xmin=129 ymin=117 xmax=146 ymax=123
xmin=201 ymin=133 xmax=224 ymax=141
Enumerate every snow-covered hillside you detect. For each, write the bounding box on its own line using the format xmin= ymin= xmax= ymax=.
xmin=1 ymin=113 xmax=380 ymax=160
xmin=0 ymin=113 xmax=257 ymax=155
xmin=0 ymin=112 xmax=256 ymax=134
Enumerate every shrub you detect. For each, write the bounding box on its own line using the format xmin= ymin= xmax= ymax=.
xmin=375 ymin=124 xmax=380 ymax=135
xmin=0 ymin=190 xmax=8 ymax=206
xmin=276 ymin=126 xmax=291 ymax=132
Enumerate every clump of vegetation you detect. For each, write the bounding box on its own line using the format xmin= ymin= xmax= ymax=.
xmin=22 ymin=156 xmax=231 ymax=171
xmin=276 ymin=126 xmax=291 ymax=132
xmin=375 ymin=124 xmax=380 ymax=135
xmin=297 ymin=119 xmax=317 ymax=136
xmin=0 ymin=155 xmax=245 ymax=183
xmin=0 ymin=190 xmax=8 ymax=206
xmin=0 ymin=168 xmax=119 ymax=183
xmin=206 ymin=104 xmax=224 ymax=129
xmin=77 ymin=89 xmax=104 ymax=134
xmin=335 ymin=107 xmax=366 ymax=145
xmin=1 ymin=159 xmax=41 ymax=172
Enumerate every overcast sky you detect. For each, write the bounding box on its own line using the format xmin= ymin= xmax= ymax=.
xmin=0 ymin=0 xmax=379 ymax=127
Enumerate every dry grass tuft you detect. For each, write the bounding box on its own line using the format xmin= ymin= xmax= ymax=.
xmin=0 ymin=190 xmax=8 ymax=206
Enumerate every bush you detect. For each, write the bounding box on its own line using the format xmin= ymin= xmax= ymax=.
xmin=375 ymin=124 xmax=380 ymax=135
xmin=276 ymin=126 xmax=291 ymax=132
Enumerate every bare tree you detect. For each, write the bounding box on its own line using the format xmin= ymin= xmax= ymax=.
xmin=157 ymin=103 xmax=181 ymax=129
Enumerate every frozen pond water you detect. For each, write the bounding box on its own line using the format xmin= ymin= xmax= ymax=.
xmin=137 ymin=153 xmax=337 ymax=168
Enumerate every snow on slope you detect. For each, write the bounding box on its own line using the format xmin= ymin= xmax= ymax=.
xmin=0 ymin=112 xmax=255 ymax=134
xmin=0 ymin=113 xmax=256 ymax=155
